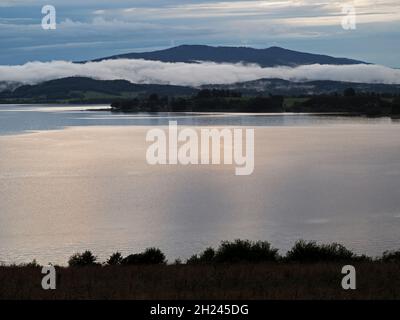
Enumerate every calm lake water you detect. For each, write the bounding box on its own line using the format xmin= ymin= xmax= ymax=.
xmin=0 ymin=104 xmax=396 ymax=135
xmin=1 ymin=104 xmax=400 ymax=264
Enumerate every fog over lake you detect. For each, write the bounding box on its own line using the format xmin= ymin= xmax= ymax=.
xmin=0 ymin=105 xmax=400 ymax=265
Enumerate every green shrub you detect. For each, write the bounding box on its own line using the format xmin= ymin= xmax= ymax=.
xmin=285 ymin=240 xmax=355 ymax=262
xmin=122 ymin=248 xmax=166 ymax=265
xmin=68 ymin=251 xmax=99 ymax=267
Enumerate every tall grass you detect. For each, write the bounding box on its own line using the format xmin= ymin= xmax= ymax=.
xmin=1 ymin=262 xmax=400 ymax=299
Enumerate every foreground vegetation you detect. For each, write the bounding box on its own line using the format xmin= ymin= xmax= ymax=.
xmin=1 ymin=240 xmax=400 ymax=299
xmin=2 ymin=262 xmax=400 ymax=300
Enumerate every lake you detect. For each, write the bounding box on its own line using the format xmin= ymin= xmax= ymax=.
xmin=0 ymin=104 xmax=400 ymax=265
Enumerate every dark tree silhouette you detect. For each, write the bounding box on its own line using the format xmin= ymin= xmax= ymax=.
xmin=68 ymin=251 xmax=99 ymax=267
xmin=122 ymin=248 xmax=166 ymax=265
xmin=107 ymin=252 xmax=123 ymax=265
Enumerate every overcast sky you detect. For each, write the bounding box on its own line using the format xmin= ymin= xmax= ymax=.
xmin=1 ymin=0 xmax=399 ymax=67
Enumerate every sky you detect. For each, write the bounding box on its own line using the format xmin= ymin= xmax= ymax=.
xmin=0 ymin=0 xmax=399 ymax=67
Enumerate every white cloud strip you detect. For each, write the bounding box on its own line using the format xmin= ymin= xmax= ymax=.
xmin=0 ymin=59 xmax=399 ymax=86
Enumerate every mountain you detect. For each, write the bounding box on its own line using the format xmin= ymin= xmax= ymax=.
xmin=203 ymin=78 xmax=400 ymax=96
xmin=0 ymin=77 xmax=197 ymax=103
xmin=91 ymin=45 xmax=367 ymax=67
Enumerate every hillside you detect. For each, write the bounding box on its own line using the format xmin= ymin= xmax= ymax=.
xmin=0 ymin=77 xmax=197 ymax=104
xmin=204 ymin=78 xmax=400 ymax=95
xmin=0 ymin=81 xmax=21 ymax=93
xmin=2 ymin=76 xmax=400 ymax=105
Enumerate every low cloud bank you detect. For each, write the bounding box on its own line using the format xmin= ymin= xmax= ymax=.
xmin=0 ymin=59 xmax=399 ymax=87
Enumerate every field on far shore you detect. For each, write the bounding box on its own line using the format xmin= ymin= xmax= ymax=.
xmin=1 ymin=262 xmax=399 ymax=300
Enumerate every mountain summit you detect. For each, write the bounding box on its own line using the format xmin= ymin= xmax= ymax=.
xmin=92 ymin=45 xmax=367 ymax=67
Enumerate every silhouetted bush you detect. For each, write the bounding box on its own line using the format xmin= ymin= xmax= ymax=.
xmin=68 ymin=251 xmax=99 ymax=267
xmin=186 ymin=255 xmax=201 ymax=265
xmin=107 ymin=252 xmax=123 ymax=265
xmin=200 ymin=248 xmax=216 ymax=262
xmin=214 ymin=240 xmax=279 ymax=263
xmin=122 ymin=248 xmax=166 ymax=265
xmin=20 ymin=259 xmax=41 ymax=268
xmin=186 ymin=247 xmax=216 ymax=265
xmin=188 ymin=240 xmax=279 ymax=264
xmin=185 ymin=255 xmax=197 ymax=264
xmin=381 ymin=250 xmax=400 ymax=262
xmin=285 ymin=240 xmax=356 ymax=262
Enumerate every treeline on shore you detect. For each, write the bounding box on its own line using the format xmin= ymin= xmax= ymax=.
xmin=111 ymin=89 xmax=283 ymax=113
xmin=8 ymin=239 xmax=400 ymax=268
xmin=291 ymin=88 xmax=400 ymax=116
xmin=110 ymin=88 xmax=400 ymax=116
